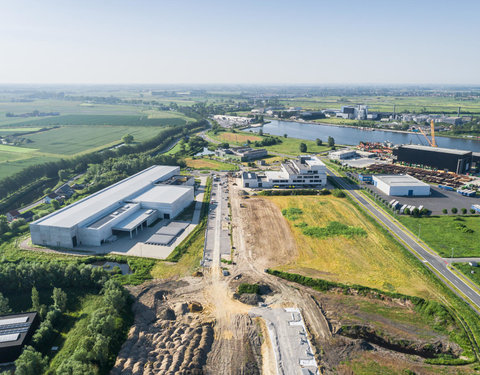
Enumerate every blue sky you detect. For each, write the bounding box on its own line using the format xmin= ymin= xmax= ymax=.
xmin=1 ymin=0 xmax=479 ymax=84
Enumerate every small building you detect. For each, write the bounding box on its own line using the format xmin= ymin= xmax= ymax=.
xmin=329 ymin=149 xmax=357 ymax=160
xmin=6 ymin=210 xmax=20 ymax=222
xmin=0 ymin=312 xmax=40 ymax=363
xmin=45 ymin=192 xmax=62 ymax=204
xmin=372 ymin=174 xmax=431 ymax=197
xmin=358 ymin=174 xmax=373 ymax=183
xmin=216 ymin=147 xmax=267 ymax=162
xmin=55 ymin=184 xmax=74 ymax=199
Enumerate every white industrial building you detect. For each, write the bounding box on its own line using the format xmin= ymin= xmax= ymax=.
xmin=242 ymin=155 xmax=327 ymax=188
xmin=329 ymin=149 xmax=357 ymax=160
xmin=30 ymin=165 xmax=194 ymax=249
xmin=372 ymin=174 xmax=431 ymax=196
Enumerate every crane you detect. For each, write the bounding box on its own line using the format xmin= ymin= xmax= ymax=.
xmin=417 ymin=119 xmax=437 ymax=147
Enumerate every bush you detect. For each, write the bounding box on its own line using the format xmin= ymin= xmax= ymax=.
xmin=470 ymin=209 xmax=476 ymax=214
xmin=442 ymin=208 xmax=448 ymax=214
xmin=332 ymin=189 xmax=346 ymax=198
xmin=461 ymin=208 xmax=467 ymax=215
xmin=451 ymin=207 xmax=458 ymax=214
xmin=237 ymin=283 xmax=260 ymax=295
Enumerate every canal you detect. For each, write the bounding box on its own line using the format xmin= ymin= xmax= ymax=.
xmin=246 ymin=120 xmax=480 ymax=152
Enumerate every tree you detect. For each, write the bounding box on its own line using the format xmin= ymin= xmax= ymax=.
xmin=53 ymin=287 xmax=67 ymax=312
xmin=461 ymin=208 xmax=467 ymax=215
xmin=451 ymin=207 xmax=458 ymax=214
xmin=9 ymin=218 xmax=26 ymax=233
xmin=31 ymin=286 xmax=40 ymax=312
xmin=58 ymin=169 xmax=68 ymax=181
xmin=258 ymin=129 xmax=263 ymax=136
xmin=299 ymin=143 xmax=307 ymax=153
xmin=442 ymin=208 xmax=448 ymax=214
xmin=52 ymin=199 xmax=61 ymax=210
xmin=328 ymin=136 xmax=335 ymax=148
xmin=470 ymin=209 xmax=476 ymax=214
xmin=14 ymin=346 xmax=47 ymax=375
xmin=412 ymin=207 xmax=420 ymax=217
xmin=122 ymin=134 xmax=134 ymax=144
xmin=0 ymin=292 xmax=11 ymax=314
xmin=284 ymin=133 xmax=288 ymax=138
xmin=219 ymin=142 xmax=230 ymax=149
xmin=0 ymin=215 xmax=8 ymax=235
xmin=316 ymin=138 xmax=322 ymax=146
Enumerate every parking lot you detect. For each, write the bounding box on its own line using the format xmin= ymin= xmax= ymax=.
xmin=365 ymin=182 xmax=480 ymax=215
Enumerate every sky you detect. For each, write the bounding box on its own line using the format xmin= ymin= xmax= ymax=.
xmin=1 ymin=0 xmax=479 ymax=85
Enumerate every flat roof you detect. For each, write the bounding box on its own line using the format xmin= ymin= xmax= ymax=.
xmin=399 ymin=144 xmax=471 ymax=156
xmin=33 ymin=165 xmax=178 ymax=228
xmin=265 ymin=171 xmax=289 ymax=180
xmin=0 ymin=312 xmax=37 ymax=351
xmin=132 ymin=185 xmax=192 ymax=204
xmin=112 ymin=209 xmax=158 ymax=231
xmin=373 ymin=174 xmax=430 ymax=187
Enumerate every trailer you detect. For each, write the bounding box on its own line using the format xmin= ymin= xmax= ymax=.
xmin=438 ymin=184 xmax=454 ymax=191
xmin=471 ymin=204 xmax=480 ymax=213
xmin=457 ymin=189 xmax=476 ymax=197
xmin=418 ymin=205 xmax=424 ymax=211
xmin=400 ymin=204 xmax=407 ymax=214
xmin=389 ymin=199 xmax=396 ymax=206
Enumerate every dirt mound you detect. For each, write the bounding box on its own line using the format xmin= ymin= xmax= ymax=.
xmin=189 ymin=302 xmax=203 ymax=312
xmin=157 ymin=307 xmax=176 ymax=321
xmin=235 ymin=293 xmax=262 ymax=306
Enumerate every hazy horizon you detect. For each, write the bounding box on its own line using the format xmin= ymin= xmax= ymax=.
xmin=2 ymin=0 xmax=480 ymax=85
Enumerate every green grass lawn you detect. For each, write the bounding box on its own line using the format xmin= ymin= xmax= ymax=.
xmin=399 ymin=215 xmax=480 ymax=258
xmin=453 ymin=263 xmax=480 ymax=288
xmin=207 ymin=130 xmax=332 ymax=155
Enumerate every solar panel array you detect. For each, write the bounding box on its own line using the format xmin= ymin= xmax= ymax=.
xmin=0 ymin=316 xmax=31 ymax=344
xmin=0 ymin=333 xmax=19 ymax=343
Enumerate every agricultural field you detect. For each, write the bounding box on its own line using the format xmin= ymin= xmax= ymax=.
xmin=265 ymin=195 xmax=445 ymax=299
xmin=207 ymin=130 xmax=333 ymax=155
xmin=3 ymin=114 xmax=190 ymax=128
xmin=185 ymin=157 xmax=238 ymax=171
xmin=0 ymin=127 xmax=43 ymax=135
xmin=399 ymin=216 xmax=480 ymax=258
xmin=279 ymin=95 xmax=480 ymax=114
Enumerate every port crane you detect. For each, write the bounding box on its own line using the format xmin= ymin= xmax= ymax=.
xmin=417 ymin=119 xmax=437 ymax=147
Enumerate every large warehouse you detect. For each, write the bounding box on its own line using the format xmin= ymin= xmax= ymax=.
xmin=373 ymin=174 xmax=431 ymax=196
xmin=393 ymin=144 xmax=472 ymax=174
xmin=30 ymin=165 xmax=194 ymax=249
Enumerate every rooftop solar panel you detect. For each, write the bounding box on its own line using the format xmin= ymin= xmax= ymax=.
xmin=0 ymin=317 xmax=28 ymax=327
xmin=0 ymin=333 xmax=19 ymax=343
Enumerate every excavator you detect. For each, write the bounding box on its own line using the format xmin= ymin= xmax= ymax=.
xmin=417 ymin=119 xmax=437 ymax=147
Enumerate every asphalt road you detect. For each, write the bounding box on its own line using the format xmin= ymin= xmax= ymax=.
xmin=203 ymin=173 xmax=231 ymax=267
xmin=327 ymin=166 xmax=480 ymax=312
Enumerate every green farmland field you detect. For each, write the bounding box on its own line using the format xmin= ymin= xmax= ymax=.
xmin=3 ymin=114 xmax=190 ymax=128
xmin=279 ymin=95 xmax=480 ymax=114
xmin=20 ymin=125 xmax=164 ymax=155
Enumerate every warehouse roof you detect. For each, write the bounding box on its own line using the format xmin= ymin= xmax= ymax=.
xmin=33 ymin=165 xmax=178 ymax=228
xmin=132 ymin=185 xmax=192 ymax=204
xmin=373 ymin=174 xmax=430 ymax=187
xmin=112 ymin=209 xmax=158 ymax=231
xmin=399 ymin=144 xmax=471 ymax=156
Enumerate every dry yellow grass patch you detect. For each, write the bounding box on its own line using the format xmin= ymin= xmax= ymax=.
xmin=218 ymin=132 xmax=262 ymax=143
xmin=268 ymin=195 xmax=442 ymax=300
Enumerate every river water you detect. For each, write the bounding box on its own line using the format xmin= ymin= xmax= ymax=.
xmin=245 ymin=120 xmax=480 ymax=152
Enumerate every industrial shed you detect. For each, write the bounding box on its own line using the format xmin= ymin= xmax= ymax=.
xmin=30 ymin=165 xmax=194 ymax=249
xmin=0 ymin=312 xmax=39 ymax=363
xmin=373 ymin=175 xmax=431 ymax=196
xmin=393 ymin=144 xmax=472 ymax=174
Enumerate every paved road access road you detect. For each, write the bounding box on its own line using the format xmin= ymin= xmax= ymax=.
xmin=203 ymin=173 xmax=231 ymax=268
xmin=326 ymin=166 xmax=480 ymax=313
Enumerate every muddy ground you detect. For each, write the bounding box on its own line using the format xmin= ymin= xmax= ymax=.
xmin=111 ymin=177 xmax=476 ymax=375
